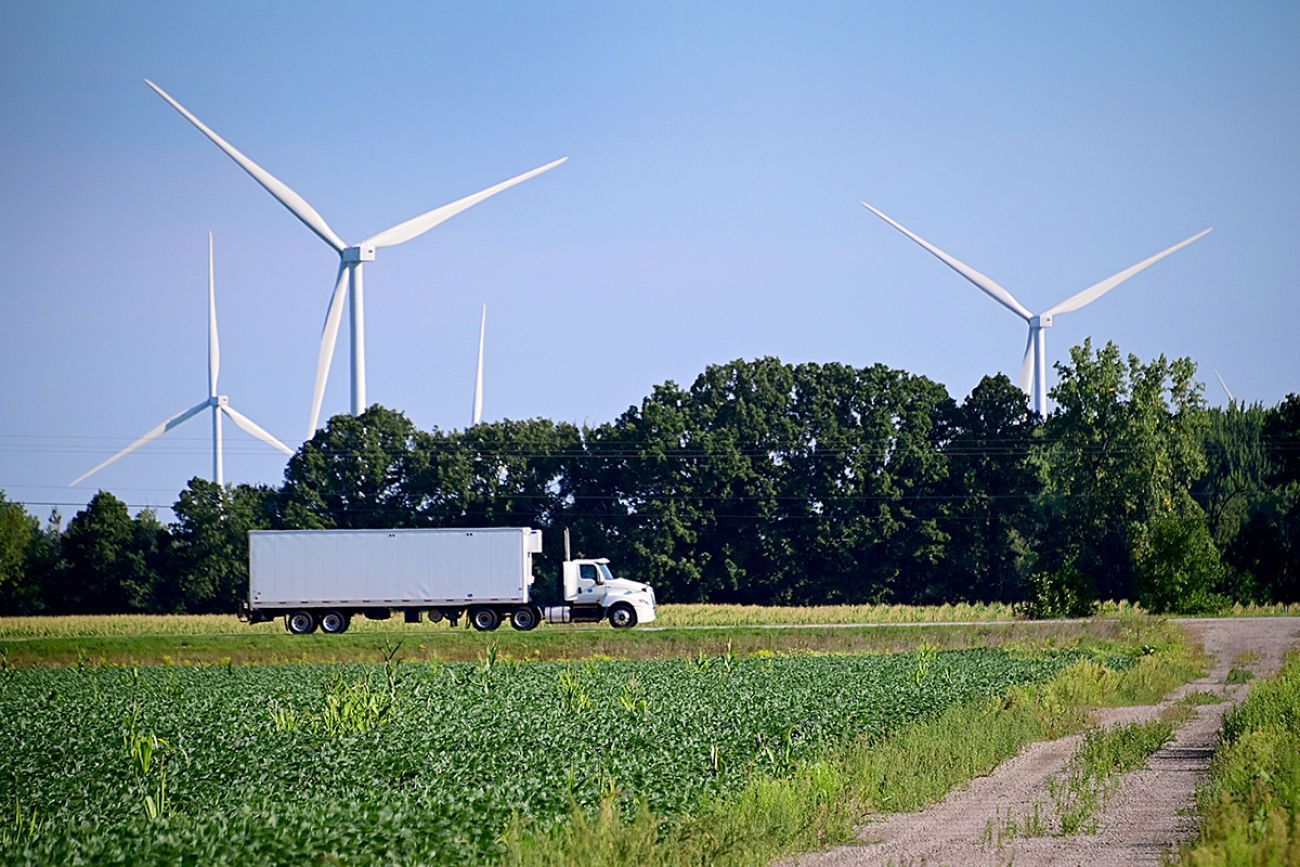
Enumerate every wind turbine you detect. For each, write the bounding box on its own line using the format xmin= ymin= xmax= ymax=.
xmin=144 ymin=80 xmax=566 ymax=436
xmin=861 ymin=203 xmax=1211 ymax=417
xmin=472 ymin=304 xmax=486 ymax=426
xmin=71 ymin=234 xmax=294 ymax=487
xmin=1214 ymin=369 xmax=1237 ymax=406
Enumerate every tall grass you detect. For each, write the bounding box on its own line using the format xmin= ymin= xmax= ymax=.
xmin=1176 ymin=649 xmax=1300 ymax=865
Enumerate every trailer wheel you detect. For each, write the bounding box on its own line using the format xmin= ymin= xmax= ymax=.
xmin=427 ymin=609 xmax=444 ymax=624
xmin=608 ymin=603 xmax=637 ymax=629
xmin=319 ymin=610 xmax=350 ymax=634
xmin=469 ymin=606 xmax=501 ymax=632
xmin=286 ymin=610 xmax=317 ymax=635
xmin=510 ymin=606 xmax=540 ymax=631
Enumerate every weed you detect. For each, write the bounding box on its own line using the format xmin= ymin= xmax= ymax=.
xmin=0 ymin=797 xmax=45 ymax=847
xmin=1224 ymin=667 xmax=1253 ymax=685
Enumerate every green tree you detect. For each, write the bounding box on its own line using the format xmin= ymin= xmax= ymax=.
xmin=1227 ymin=394 xmax=1300 ymax=601
xmin=171 ymin=479 xmax=279 ymax=612
xmin=0 ymin=492 xmax=39 ymax=613
xmin=55 ymin=492 xmax=169 ymax=613
xmin=280 ymin=407 xmax=425 ymax=528
xmin=1033 ymin=340 xmax=1214 ymax=613
xmin=937 ymin=375 xmax=1040 ymax=603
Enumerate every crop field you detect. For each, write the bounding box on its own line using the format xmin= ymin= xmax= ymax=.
xmin=0 ymin=645 xmax=1110 ymax=864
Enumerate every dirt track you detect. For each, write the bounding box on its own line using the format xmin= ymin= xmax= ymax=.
xmin=783 ymin=617 xmax=1300 ymax=867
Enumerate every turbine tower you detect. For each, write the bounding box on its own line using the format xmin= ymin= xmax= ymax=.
xmin=861 ymin=203 xmax=1211 ymax=417
xmin=145 ymin=80 xmax=566 ymax=436
xmin=472 ymin=304 xmax=486 ymax=426
xmin=71 ymin=234 xmax=294 ymax=487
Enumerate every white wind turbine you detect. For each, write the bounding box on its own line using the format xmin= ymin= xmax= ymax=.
xmin=71 ymin=234 xmax=294 ymax=487
xmin=861 ymin=203 xmax=1212 ymax=417
xmin=1214 ymin=369 xmax=1237 ymax=405
xmin=472 ymin=304 xmax=486 ymax=426
xmin=144 ymin=80 xmax=566 ymax=437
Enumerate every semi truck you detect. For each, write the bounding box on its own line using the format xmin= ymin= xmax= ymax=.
xmin=240 ymin=527 xmax=657 ymax=634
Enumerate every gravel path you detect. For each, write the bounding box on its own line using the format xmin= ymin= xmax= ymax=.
xmin=782 ymin=617 xmax=1300 ymax=867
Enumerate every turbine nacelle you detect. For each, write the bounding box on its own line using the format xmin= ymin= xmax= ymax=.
xmin=210 ymin=395 xmax=230 ymax=408
xmin=1029 ymin=314 xmax=1053 ymax=329
xmin=341 ymin=245 xmax=376 ymax=263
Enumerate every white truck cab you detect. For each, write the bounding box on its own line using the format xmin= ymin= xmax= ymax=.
xmin=557 ymin=557 xmax=657 ymax=627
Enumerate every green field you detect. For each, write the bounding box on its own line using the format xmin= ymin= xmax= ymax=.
xmin=0 ymin=611 xmax=1207 ymax=865
xmin=0 ymin=646 xmax=1111 ymax=864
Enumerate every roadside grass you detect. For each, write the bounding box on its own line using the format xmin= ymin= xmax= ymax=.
xmin=1049 ymin=719 xmax=1175 ymax=834
xmin=501 ymin=620 xmax=1205 ymax=866
xmin=0 ymin=600 xmax=1292 ymax=642
xmin=1176 ymin=649 xmax=1300 ymax=866
xmin=1224 ymin=667 xmax=1254 ymax=685
xmin=0 ymin=620 xmax=1134 ymax=669
xmin=0 ymin=603 xmax=1022 ymax=640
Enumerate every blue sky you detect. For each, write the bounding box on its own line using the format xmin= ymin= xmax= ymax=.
xmin=1 ymin=1 xmax=1297 ymax=518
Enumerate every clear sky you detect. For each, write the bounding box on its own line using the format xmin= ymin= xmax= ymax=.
xmin=1 ymin=1 xmax=1297 ymax=519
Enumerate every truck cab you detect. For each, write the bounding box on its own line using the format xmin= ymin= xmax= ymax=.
xmin=555 ymin=557 xmax=657 ymax=628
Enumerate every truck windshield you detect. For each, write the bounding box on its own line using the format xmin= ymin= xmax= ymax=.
xmin=598 ymin=564 xmax=616 ymax=583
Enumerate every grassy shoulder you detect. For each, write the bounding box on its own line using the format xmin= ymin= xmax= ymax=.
xmin=0 ymin=619 xmax=1131 ymax=668
xmin=1 ymin=600 xmax=1293 ymax=642
xmin=501 ymin=620 xmax=1204 ymax=867
xmin=1175 ymin=649 xmax=1300 ymax=866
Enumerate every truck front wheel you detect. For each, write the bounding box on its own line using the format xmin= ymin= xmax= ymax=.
xmin=510 ymin=606 xmax=540 ymax=631
xmin=470 ymin=606 xmax=501 ymax=632
xmin=286 ymin=610 xmax=317 ymax=635
xmin=608 ymin=603 xmax=637 ymax=629
xmin=319 ymin=610 xmax=350 ymax=634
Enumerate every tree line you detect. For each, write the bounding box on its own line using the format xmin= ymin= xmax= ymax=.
xmin=1 ymin=339 xmax=1296 ymax=616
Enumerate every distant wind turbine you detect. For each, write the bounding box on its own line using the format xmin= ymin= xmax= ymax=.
xmin=861 ymin=203 xmax=1211 ymax=417
xmin=1214 ymin=369 xmax=1237 ymax=405
xmin=71 ymin=234 xmax=294 ymax=487
xmin=144 ymin=80 xmax=566 ymax=437
xmin=472 ymin=304 xmax=486 ymax=426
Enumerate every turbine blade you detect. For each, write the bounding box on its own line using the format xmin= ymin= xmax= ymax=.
xmin=144 ymin=80 xmax=348 ymax=253
xmin=208 ymin=232 xmax=220 ymax=397
xmin=221 ymin=405 xmax=295 ymax=456
xmin=1019 ymin=329 xmax=1035 ymax=394
xmin=1214 ymin=369 xmax=1236 ymax=404
xmin=363 ymin=157 xmax=567 ymax=249
xmin=69 ymin=400 xmax=209 ymax=486
xmin=472 ymin=304 xmax=486 ymax=426
xmin=861 ymin=202 xmax=1033 ymax=321
xmin=308 ymin=264 xmax=350 ymax=436
xmin=1043 ymin=228 xmax=1213 ymax=318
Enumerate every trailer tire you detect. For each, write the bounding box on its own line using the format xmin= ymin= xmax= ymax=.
xmin=286 ymin=610 xmax=317 ymax=635
xmin=470 ymin=606 xmax=501 ymax=632
xmin=608 ymin=603 xmax=637 ymax=629
xmin=510 ymin=606 xmax=540 ymax=631
xmin=427 ymin=609 xmax=444 ymax=624
xmin=319 ymin=610 xmax=350 ymax=634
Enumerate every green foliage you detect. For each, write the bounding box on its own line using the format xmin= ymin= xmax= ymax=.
xmin=2 ymin=354 xmax=1297 ymax=615
xmin=1033 ymin=340 xmax=1212 ymax=613
xmin=1178 ymin=651 xmax=1300 ymax=865
xmin=0 ymin=648 xmax=1079 ymax=864
xmin=1049 ymin=720 xmax=1174 ymax=834
xmin=1134 ymin=508 xmax=1227 ymax=614
xmin=170 ymin=479 xmax=277 ymax=612
xmin=0 ymin=494 xmax=38 ymax=610
xmin=936 ymin=374 xmax=1040 ymax=603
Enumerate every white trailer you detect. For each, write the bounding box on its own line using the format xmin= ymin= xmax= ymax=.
xmin=241 ymin=527 xmax=656 ymax=634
